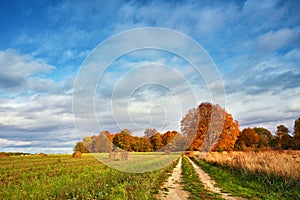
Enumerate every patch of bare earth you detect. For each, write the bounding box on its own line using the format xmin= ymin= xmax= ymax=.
xmin=157 ymin=157 xmax=189 ymax=200
xmin=187 ymin=157 xmax=247 ymax=200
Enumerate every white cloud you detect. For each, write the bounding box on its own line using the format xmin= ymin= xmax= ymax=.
xmin=73 ymin=39 xmax=223 ymax=137
xmin=226 ymin=86 xmax=300 ymax=134
xmin=256 ymin=28 xmax=299 ymax=52
xmin=224 ymin=52 xmax=300 ymax=134
xmin=284 ymin=49 xmax=300 ymax=61
xmin=0 ymin=49 xmax=55 ymax=89
xmin=1 ymin=0 xmax=300 ymax=153
xmin=0 ymin=94 xmax=73 ymax=131
xmin=115 ymin=1 xmax=238 ymax=36
xmin=0 ymin=138 xmax=31 ymax=147
xmin=0 ymin=93 xmax=79 ymax=153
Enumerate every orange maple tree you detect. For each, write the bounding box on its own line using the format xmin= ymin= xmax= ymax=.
xmin=181 ymin=102 xmax=240 ymax=151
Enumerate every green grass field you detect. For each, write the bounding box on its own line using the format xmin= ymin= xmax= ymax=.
xmin=0 ymin=153 xmax=179 ymax=200
xmin=2 ymin=151 xmax=298 ymax=200
xmin=92 ymin=152 xmax=180 ymax=173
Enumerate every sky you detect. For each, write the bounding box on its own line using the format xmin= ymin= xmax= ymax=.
xmin=0 ymin=0 xmax=299 ymax=153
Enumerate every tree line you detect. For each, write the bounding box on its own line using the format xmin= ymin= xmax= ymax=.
xmin=74 ymin=102 xmax=300 ymax=153
xmin=74 ymin=129 xmax=185 ymax=153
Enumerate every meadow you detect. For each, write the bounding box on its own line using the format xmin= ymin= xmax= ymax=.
xmin=1 ymin=151 xmax=299 ymax=200
xmin=92 ymin=152 xmax=180 ymax=173
xmin=0 ymin=153 xmax=179 ymax=200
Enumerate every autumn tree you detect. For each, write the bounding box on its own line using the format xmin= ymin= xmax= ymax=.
xmin=74 ymin=141 xmax=89 ymax=153
xmin=144 ymin=128 xmax=158 ymax=138
xmin=92 ymin=135 xmax=103 ymax=152
xmin=181 ymin=107 xmax=201 ymax=150
xmin=277 ymin=125 xmax=289 ymax=135
xmin=82 ymin=136 xmax=93 ymax=151
xmin=294 ymin=118 xmax=300 ymax=139
xmin=253 ymin=127 xmax=274 ymax=149
xmin=275 ymin=125 xmax=293 ymax=150
xmin=293 ymin=118 xmax=300 ymax=149
xmin=140 ymin=137 xmax=152 ymax=152
xmin=150 ymin=133 xmax=163 ymax=151
xmin=131 ymin=136 xmax=141 ymax=152
xmin=235 ymin=128 xmax=259 ymax=151
xmin=172 ymin=133 xmax=188 ymax=151
xmin=212 ymin=112 xmax=240 ymax=152
xmin=161 ymin=130 xmax=178 ymax=151
xmin=181 ymin=102 xmax=240 ymax=152
xmin=131 ymin=136 xmax=152 ymax=152
xmin=95 ymin=131 xmax=114 ymax=152
xmin=162 ymin=131 xmax=176 ymax=145
xmin=113 ymin=129 xmax=135 ymax=151
xmin=80 ymin=131 xmax=115 ymax=153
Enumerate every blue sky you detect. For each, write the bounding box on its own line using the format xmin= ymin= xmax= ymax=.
xmin=0 ymin=0 xmax=299 ymax=153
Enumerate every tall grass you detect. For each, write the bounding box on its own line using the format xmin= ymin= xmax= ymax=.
xmin=193 ymin=151 xmax=300 ymax=199
xmin=204 ymin=151 xmax=300 ymax=180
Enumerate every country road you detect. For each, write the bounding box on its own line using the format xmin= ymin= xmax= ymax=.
xmin=186 ymin=157 xmax=247 ymax=200
xmin=157 ymin=156 xmax=247 ymax=200
xmin=157 ymin=157 xmax=189 ymax=200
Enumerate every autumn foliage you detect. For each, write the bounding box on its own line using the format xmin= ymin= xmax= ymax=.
xmin=181 ymin=102 xmax=240 ymax=152
xmin=75 ymin=128 xmax=183 ymax=153
xmin=74 ymin=103 xmax=300 ymax=153
xmin=235 ymin=128 xmax=259 ymax=150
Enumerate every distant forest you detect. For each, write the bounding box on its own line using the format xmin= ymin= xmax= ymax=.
xmin=74 ymin=102 xmax=300 ymax=153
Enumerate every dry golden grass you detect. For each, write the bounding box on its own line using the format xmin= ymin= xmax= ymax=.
xmin=203 ymin=150 xmax=300 ymax=180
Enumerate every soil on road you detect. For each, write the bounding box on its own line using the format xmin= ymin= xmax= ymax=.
xmin=157 ymin=156 xmax=247 ymax=200
xmin=187 ymin=157 xmax=247 ymax=200
xmin=157 ymin=157 xmax=189 ymax=200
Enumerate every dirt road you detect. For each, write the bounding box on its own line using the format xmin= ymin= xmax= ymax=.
xmin=157 ymin=157 xmax=189 ymax=200
xmin=157 ymin=156 xmax=246 ymax=200
xmin=187 ymin=157 xmax=247 ymax=200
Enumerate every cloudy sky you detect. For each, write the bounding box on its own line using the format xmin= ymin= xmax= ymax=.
xmin=0 ymin=0 xmax=299 ymax=153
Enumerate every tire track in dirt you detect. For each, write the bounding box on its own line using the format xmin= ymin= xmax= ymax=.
xmin=187 ymin=157 xmax=247 ymax=200
xmin=157 ymin=157 xmax=189 ymax=200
